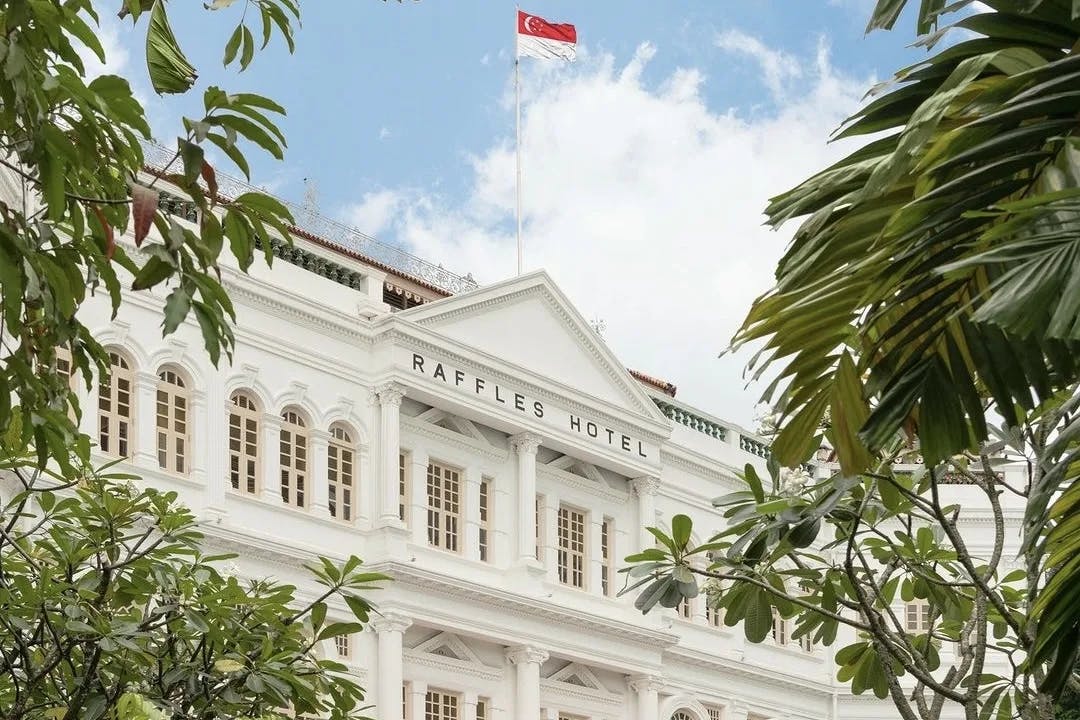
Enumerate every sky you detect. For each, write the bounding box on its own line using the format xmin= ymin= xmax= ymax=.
xmin=95 ymin=0 xmax=952 ymax=429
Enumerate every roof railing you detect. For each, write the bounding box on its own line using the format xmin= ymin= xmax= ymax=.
xmin=141 ymin=141 xmax=479 ymax=296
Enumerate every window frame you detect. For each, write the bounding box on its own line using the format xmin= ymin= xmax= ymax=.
xmin=98 ymin=350 xmax=134 ymax=457
xmin=905 ymin=599 xmax=932 ymax=633
xmin=424 ymin=689 xmax=459 ymax=720
xmin=426 ymin=460 xmax=462 ymax=553
xmin=557 ymin=503 xmax=588 ymax=589
xmin=600 ymin=516 xmax=615 ymax=597
xmin=155 ymin=367 xmax=191 ymax=475
xmin=327 ymin=423 xmax=356 ymax=522
xmin=279 ymin=407 xmax=310 ymax=508
xmin=229 ymin=391 xmax=261 ymax=495
xmin=399 ymin=451 xmax=409 ymax=524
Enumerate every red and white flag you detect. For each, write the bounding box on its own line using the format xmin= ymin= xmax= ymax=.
xmin=517 ymin=10 xmax=576 ymax=61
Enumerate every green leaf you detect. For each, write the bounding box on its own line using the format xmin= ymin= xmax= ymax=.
xmin=671 ymin=514 xmax=692 ymax=550
xmin=131 ymin=256 xmax=174 ymax=291
xmin=146 ymin=0 xmax=198 ymax=94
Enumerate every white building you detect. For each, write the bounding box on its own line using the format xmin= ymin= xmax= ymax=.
xmin=16 ymin=162 xmax=1014 ymax=720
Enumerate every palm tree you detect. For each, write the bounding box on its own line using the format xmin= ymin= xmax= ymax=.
xmin=733 ymin=0 xmax=1080 ymax=689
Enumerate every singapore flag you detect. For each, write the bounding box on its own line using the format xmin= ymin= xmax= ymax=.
xmin=517 ymin=10 xmax=577 ymax=61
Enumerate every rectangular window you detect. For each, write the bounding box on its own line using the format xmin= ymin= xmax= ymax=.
xmin=335 ymin=634 xmax=351 ymax=658
xmin=706 ymin=603 xmax=722 ymax=628
xmin=799 ymin=633 xmax=814 ymax=652
xmin=678 ymin=596 xmax=693 ymax=620
xmin=601 ymin=517 xmax=614 ymax=596
xmin=905 ymin=600 xmax=931 ymax=632
xmin=479 ymin=478 xmax=492 ymax=562
xmin=399 ymin=452 xmax=409 ymax=524
xmin=476 ymin=699 xmax=488 ymax=720
xmin=772 ymin=611 xmax=788 ymax=645
xmin=426 ymin=462 xmax=461 ymax=552
xmin=558 ymin=505 xmax=587 ymax=589
xmin=425 ymin=690 xmax=459 ymax=720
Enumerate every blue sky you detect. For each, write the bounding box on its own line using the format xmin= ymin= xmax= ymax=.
xmin=101 ymin=0 xmax=941 ymax=426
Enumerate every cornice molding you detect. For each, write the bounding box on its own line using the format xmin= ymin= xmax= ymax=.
xmin=404 ymin=649 xmax=502 ymax=682
xmin=660 ymin=447 xmax=743 ymax=486
xmin=379 ymin=328 xmax=670 ymax=445
xmin=538 ymin=465 xmax=629 ymax=504
xmin=664 ymin=646 xmax=834 ymax=696
xmin=402 ymin=416 xmax=508 ymax=462
xmin=370 ymin=561 xmax=678 ymax=650
xmin=539 ymin=678 xmax=623 ymax=707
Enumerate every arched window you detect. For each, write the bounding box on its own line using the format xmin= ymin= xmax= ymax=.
xmin=280 ymin=408 xmax=308 ymax=508
xmin=327 ymin=424 xmax=355 ymax=521
xmin=672 ymin=712 xmax=697 ymax=720
xmin=156 ymin=368 xmax=190 ymax=474
xmin=229 ymin=391 xmax=260 ymax=494
xmin=98 ymin=351 xmax=133 ymax=456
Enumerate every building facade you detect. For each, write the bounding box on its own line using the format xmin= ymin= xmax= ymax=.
xmin=12 ymin=162 xmax=1013 ymax=720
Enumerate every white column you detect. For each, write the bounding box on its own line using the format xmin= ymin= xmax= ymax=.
xmin=377 ymin=383 xmax=406 ymax=526
xmin=188 ymin=389 xmax=208 ymax=488
xmin=309 ymin=428 xmax=332 ymax=519
xmin=541 ymin=491 xmax=560 ymax=583
xmin=464 ymin=465 xmax=483 ymax=561
xmin=204 ymin=382 xmax=228 ymax=512
xmin=260 ymin=413 xmax=283 ymax=504
xmin=374 ymin=613 xmax=411 ymax=720
xmin=408 ymin=448 xmax=430 ymax=546
xmin=408 ymin=679 xmax=428 ymax=720
xmin=510 ymin=433 xmax=542 ymax=564
xmin=542 ymin=708 xmax=558 ymax=720
xmin=628 ymin=675 xmax=662 ymax=720
xmin=506 ymin=645 xmax=548 ymax=720
xmin=132 ymin=370 xmax=158 ymax=467
xmin=463 ymin=691 xmax=479 ymax=720
xmin=631 ymin=476 xmax=660 ymax=553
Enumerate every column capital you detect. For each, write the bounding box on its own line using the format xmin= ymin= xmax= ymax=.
xmin=627 ymin=674 xmax=664 ymax=692
xmin=631 ymin=476 xmax=661 ymax=497
xmin=505 ymin=645 xmax=549 ymax=666
xmin=134 ymin=369 xmax=159 ymax=386
xmin=371 ymin=612 xmax=411 ymax=634
xmin=309 ymin=427 xmax=331 ymax=443
xmin=509 ymin=432 xmax=542 ymax=455
xmin=375 ymin=382 xmax=407 ymax=407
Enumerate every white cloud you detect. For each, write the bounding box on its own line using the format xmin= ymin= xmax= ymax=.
xmin=378 ymin=126 xmax=392 ymax=141
xmin=365 ymin=35 xmax=869 ymax=425
xmin=344 ymin=189 xmax=406 ymax=236
xmin=714 ymin=29 xmax=802 ymax=99
xmin=76 ymin=12 xmax=129 ymax=79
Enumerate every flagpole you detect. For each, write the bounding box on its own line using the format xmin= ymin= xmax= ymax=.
xmin=514 ymin=6 xmax=523 ymax=276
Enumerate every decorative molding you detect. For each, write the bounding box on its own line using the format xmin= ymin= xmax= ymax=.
xmin=627 ymin=674 xmax=664 ymax=692
xmin=538 ymin=465 xmax=628 ymax=504
xmin=403 ymin=416 xmax=508 ymax=462
xmin=375 ymin=382 xmax=406 ymax=407
xmin=539 ymin=678 xmax=623 ymax=708
xmin=660 ymin=448 xmax=743 ymax=486
xmin=632 ymin=476 xmax=661 ymax=497
xmin=413 ymin=631 xmax=486 ymax=666
xmin=664 ymin=646 xmax=834 ymax=696
xmin=371 ymin=612 xmax=412 ymax=634
xmin=509 ymin=431 xmax=543 ymax=455
xmin=506 ymin=645 xmax=549 ymax=666
xmin=547 ymin=661 xmax=607 ymax=692
xmin=382 ymin=329 xmax=670 ymax=445
xmin=404 ymin=649 xmax=502 ymax=682
xmin=370 ymin=561 xmax=678 ymax=651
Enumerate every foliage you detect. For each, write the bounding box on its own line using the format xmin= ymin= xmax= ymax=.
xmin=725 ymin=0 xmax=1080 ymax=688
xmin=0 ymin=1 xmax=397 ymax=718
xmin=0 ymin=455 xmax=386 ymax=719
xmin=626 ymin=430 xmax=1061 ymax=720
xmin=0 ymin=0 xmax=299 ymax=478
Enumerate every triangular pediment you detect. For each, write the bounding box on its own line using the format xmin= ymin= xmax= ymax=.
xmin=400 ymin=271 xmax=666 ymax=422
xmin=547 ymin=661 xmax=606 ymax=691
xmin=412 ymin=631 xmax=484 ymax=665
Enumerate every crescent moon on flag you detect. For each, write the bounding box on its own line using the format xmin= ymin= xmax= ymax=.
xmin=524 ymin=15 xmax=538 ymax=33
